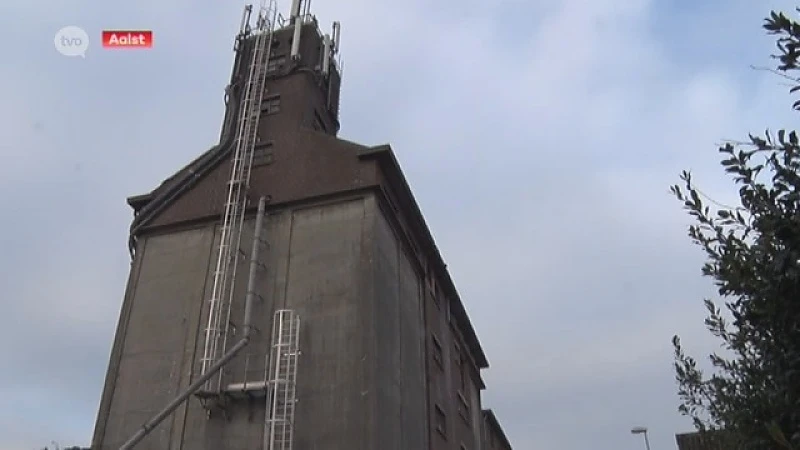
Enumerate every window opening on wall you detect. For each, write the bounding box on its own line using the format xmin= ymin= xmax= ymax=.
xmin=446 ymin=300 xmax=452 ymax=323
xmin=431 ymin=279 xmax=441 ymax=310
xmin=262 ymin=94 xmax=281 ymax=114
xmin=252 ymin=142 xmax=274 ymax=167
xmin=267 ymin=55 xmax=286 ymax=72
xmin=432 ymin=334 xmax=443 ymax=369
xmin=459 ymin=354 xmax=467 ymax=391
xmin=457 ymin=391 xmax=470 ymax=425
xmin=454 ymin=343 xmax=463 ymax=386
xmin=434 ymin=404 xmax=447 ymax=438
xmin=454 ymin=341 xmax=468 ymax=392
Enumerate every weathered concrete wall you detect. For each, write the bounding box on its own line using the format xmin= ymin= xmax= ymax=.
xmin=470 ymin=379 xmax=482 ymax=449
xmin=280 ymin=196 xmax=376 ymax=449
xmin=97 ymin=225 xmax=217 ymax=449
xmin=372 ymin=202 xmax=428 ymax=449
xmin=93 ymin=195 xmax=380 ymax=449
xmin=180 ymin=216 xmax=270 ymax=450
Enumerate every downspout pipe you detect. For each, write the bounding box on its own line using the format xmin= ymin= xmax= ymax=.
xmin=119 ymin=196 xmax=267 ymax=450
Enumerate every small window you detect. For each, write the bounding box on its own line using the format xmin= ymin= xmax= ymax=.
xmin=457 ymin=391 xmax=470 ymax=425
xmin=262 ymin=94 xmax=281 ymax=114
xmin=266 ymin=55 xmax=286 ymax=72
xmin=428 ymin=277 xmax=440 ymax=309
xmin=434 ymin=404 xmax=447 ymax=438
xmin=460 ymin=357 xmax=467 ymax=390
xmin=432 ymin=334 xmax=443 ymax=369
xmin=455 ymin=343 xmax=467 ymax=391
xmin=252 ymin=142 xmax=274 ymax=166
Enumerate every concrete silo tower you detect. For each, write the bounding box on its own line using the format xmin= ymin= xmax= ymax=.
xmin=91 ymin=2 xmax=513 ymax=449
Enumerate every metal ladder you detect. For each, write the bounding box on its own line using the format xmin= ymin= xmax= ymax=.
xmin=264 ymin=310 xmax=301 ymax=450
xmin=199 ymin=0 xmax=279 ymax=398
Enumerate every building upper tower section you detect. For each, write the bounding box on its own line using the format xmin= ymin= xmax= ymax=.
xmin=222 ymin=0 xmax=343 ymax=142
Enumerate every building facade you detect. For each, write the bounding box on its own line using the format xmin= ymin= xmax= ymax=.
xmin=91 ymin=3 xmax=512 ymax=449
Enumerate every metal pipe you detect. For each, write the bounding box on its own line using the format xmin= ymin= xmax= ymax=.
xmin=631 ymin=427 xmax=652 ymax=450
xmin=332 ymin=21 xmax=340 ymax=53
xmin=290 ymin=18 xmax=302 ymax=59
xmin=243 ymin=196 xmax=266 ymax=336
xmin=321 ymin=34 xmax=331 ymax=75
xmin=239 ymin=5 xmax=252 ymax=37
xmin=289 ymin=0 xmax=301 ymax=18
xmin=119 ymin=197 xmax=267 ymax=450
xmin=118 ymin=338 xmax=248 ymax=450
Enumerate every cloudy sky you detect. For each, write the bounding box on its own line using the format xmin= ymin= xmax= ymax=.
xmin=1 ymin=0 xmax=799 ymax=449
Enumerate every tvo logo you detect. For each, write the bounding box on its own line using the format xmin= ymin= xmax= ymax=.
xmin=55 ymin=26 xmax=89 ymax=58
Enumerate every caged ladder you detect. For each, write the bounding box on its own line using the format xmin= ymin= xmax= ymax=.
xmin=264 ymin=310 xmax=301 ymax=450
xmin=199 ymin=0 xmax=279 ymax=401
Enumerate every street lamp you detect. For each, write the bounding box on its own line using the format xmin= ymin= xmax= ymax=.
xmin=631 ymin=426 xmax=651 ymax=450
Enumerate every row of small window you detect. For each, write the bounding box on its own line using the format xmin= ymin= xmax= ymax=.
xmin=262 ymin=94 xmax=281 ymax=114
xmin=260 ymin=92 xmax=328 ymax=132
xmin=252 ymin=142 xmax=274 ymax=167
xmin=431 ymin=333 xmax=469 ymax=392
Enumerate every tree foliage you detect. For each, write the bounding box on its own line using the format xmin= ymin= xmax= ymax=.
xmin=670 ymin=8 xmax=800 ymax=450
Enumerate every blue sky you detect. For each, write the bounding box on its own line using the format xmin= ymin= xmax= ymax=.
xmin=1 ymin=0 xmax=798 ymax=449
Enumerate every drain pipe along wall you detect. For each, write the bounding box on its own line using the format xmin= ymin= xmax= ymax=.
xmin=119 ymin=196 xmax=268 ymax=450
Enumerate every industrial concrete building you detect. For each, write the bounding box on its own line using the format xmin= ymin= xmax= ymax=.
xmin=90 ymin=2 xmax=513 ymax=449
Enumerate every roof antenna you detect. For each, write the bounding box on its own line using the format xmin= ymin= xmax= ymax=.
xmin=289 ymin=0 xmax=302 ymax=19
xmin=290 ymin=19 xmax=302 ymax=58
xmin=332 ymin=21 xmax=340 ymax=54
xmin=239 ymin=5 xmax=253 ymax=38
xmin=321 ymin=33 xmax=331 ymax=75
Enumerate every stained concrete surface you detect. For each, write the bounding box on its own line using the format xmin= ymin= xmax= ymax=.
xmin=93 ymin=193 xmax=431 ymax=449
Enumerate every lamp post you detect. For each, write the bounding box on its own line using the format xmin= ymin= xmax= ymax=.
xmin=631 ymin=426 xmax=651 ymax=450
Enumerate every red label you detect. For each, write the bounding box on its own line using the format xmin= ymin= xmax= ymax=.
xmin=102 ymin=30 xmax=153 ymax=48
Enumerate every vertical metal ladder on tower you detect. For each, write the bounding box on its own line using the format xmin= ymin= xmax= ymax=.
xmin=199 ymin=0 xmax=279 ymax=401
xmin=264 ymin=310 xmax=301 ymax=450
